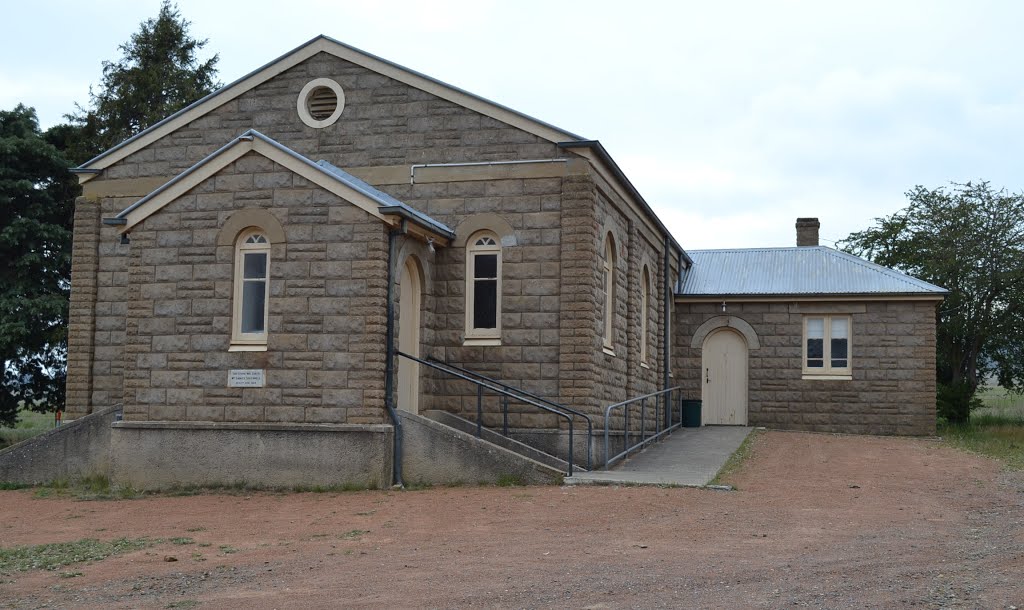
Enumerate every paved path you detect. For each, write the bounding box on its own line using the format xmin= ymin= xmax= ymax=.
xmin=567 ymin=426 xmax=753 ymax=487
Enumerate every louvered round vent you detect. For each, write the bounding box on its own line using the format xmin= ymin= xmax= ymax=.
xmin=306 ymin=86 xmax=337 ymax=120
xmin=297 ymin=78 xmax=345 ymax=128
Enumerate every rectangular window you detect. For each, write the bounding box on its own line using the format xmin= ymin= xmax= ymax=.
xmin=803 ymin=315 xmax=851 ymax=378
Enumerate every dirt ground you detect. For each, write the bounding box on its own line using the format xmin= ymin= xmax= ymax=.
xmin=1 ymin=430 xmax=1022 ymax=609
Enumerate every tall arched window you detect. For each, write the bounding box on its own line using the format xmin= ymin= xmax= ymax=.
xmin=232 ymin=229 xmax=271 ymax=348
xmin=602 ymin=233 xmax=616 ymax=352
xmin=641 ymin=265 xmax=651 ymax=365
xmin=466 ymin=231 xmax=502 ymax=343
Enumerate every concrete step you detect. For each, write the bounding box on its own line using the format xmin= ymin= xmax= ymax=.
xmin=421 ymin=410 xmax=586 ymax=474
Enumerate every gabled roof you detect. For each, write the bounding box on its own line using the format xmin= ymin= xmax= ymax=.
xmin=316 ymin=160 xmax=453 ymax=236
xmin=105 ymin=129 xmax=452 ymax=239
xmin=76 ymin=35 xmax=585 ymax=178
xmin=677 ymin=246 xmax=947 ymax=298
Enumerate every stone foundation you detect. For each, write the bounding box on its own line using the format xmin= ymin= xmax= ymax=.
xmin=109 ymin=422 xmax=393 ymax=490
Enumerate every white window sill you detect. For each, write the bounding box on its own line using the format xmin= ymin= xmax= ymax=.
xmin=602 ymin=347 xmax=616 ymax=357
xmin=802 ymin=373 xmax=853 ymax=381
xmin=229 ymin=344 xmax=268 ymax=352
xmin=463 ymin=337 xmax=501 ymax=346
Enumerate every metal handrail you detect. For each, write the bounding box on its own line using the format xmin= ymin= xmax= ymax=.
xmin=426 ymin=356 xmax=593 ymax=470
xmin=604 ymin=386 xmax=683 ymax=469
xmin=397 ymin=351 xmax=581 ymax=476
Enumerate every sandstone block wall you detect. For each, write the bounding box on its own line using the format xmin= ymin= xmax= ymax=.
xmin=385 ymin=175 xmax=567 ymax=428
xmin=107 ymin=51 xmax=561 ymax=181
xmin=120 ymin=152 xmax=388 ymax=424
xmin=67 ymin=48 xmax=683 ymax=435
xmin=590 ymin=173 xmax=669 ymax=422
xmin=674 ymin=300 xmax=938 ymax=435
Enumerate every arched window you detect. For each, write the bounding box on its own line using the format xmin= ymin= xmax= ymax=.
xmin=641 ymin=265 xmax=651 ymax=365
xmin=232 ymin=230 xmax=271 ymax=348
xmin=603 ymin=233 xmax=616 ymax=352
xmin=465 ymin=231 xmax=502 ymax=343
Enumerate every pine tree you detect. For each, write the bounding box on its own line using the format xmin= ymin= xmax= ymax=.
xmin=68 ymin=0 xmax=220 ymax=162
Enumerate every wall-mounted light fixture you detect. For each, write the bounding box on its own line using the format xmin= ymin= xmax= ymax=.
xmin=721 ymin=301 xmax=727 ymax=313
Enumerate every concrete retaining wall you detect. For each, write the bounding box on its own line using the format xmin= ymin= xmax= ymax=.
xmin=109 ymin=421 xmax=393 ymax=490
xmin=0 ymin=405 xmax=120 ymax=485
xmin=399 ymin=411 xmax=563 ymax=486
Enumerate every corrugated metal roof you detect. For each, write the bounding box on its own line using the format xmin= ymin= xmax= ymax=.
xmin=678 ymin=247 xmax=947 ymax=297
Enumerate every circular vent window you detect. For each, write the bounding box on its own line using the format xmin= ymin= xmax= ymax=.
xmin=297 ymin=78 xmax=345 ymax=128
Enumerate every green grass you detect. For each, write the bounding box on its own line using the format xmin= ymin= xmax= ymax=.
xmin=0 ymin=537 xmax=154 ymax=574
xmin=0 ymin=409 xmax=53 ymax=450
xmin=709 ymin=428 xmax=761 ymax=487
xmin=495 ymin=474 xmax=525 ymax=487
xmin=973 ymin=385 xmax=1024 ymax=420
xmin=31 ymin=475 xmax=140 ymax=501
xmin=939 ymin=386 xmax=1024 ymax=470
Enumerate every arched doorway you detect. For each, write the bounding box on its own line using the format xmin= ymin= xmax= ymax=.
xmin=701 ymin=328 xmax=749 ymax=425
xmin=397 ymin=256 xmax=422 ymax=413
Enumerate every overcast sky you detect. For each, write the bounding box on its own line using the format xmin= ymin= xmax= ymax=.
xmin=3 ymin=1 xmax=1021 ymax=249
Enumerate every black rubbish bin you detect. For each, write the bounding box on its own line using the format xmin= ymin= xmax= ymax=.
xmin=681 ymin=400 xmax=702 ymax=427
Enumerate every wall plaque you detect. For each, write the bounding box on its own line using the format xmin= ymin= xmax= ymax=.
xmin=228 ymin=369 xmax=265 ymax=388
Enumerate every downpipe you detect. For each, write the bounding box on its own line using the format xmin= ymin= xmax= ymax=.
xmin=384 ymin=222 xmax=407 ymax=488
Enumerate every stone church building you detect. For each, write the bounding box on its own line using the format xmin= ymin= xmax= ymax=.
xmin=62 ymin=36 xmax=946 ymax=488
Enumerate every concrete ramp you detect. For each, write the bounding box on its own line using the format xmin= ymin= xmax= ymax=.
xmin=567 ymin=426 xmax=752 ymax=487
xmin=399 ymin=410 xmax=564 ymax=486
xmin=0 ymin=406 xmax=120 ymax=485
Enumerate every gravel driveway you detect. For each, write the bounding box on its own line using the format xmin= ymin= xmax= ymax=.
xmin=1 ymin=430 xmax=1021 ymax=608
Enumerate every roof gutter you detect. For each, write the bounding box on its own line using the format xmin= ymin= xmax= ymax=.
xmin=557 ymin=140 xmax=693 ymax=267
xmin=379 ymin=205 xmax=455 ymax=240
xmin=676 ymin=292 xmax=949 ymax=300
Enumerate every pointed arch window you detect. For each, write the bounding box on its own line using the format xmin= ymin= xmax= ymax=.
xmin=603 ymin=233 xmax=616 ymax=353
xmin=466 ymin=232 xmax=502 ymax=343
xmin=232 ymin=230 xmax=271 ymax=349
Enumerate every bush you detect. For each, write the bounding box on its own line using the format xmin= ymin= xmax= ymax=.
xmin=937 ymin=382 xmax=984 ymax=424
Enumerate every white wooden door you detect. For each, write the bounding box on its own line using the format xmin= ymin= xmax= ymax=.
xmin=701 ymin=329 xmax=748 ymax=425
xmin=397 ymin=258 xmax=421 ymax=413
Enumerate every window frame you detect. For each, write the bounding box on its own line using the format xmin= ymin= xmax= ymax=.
xmin=464 ymin=231 xmax=502 ymax=344
xmin=231 ymin=229 xmax=271 ymax=351
xmin=602 ymin=234 xmax=616 ymax=354
xmin=802 ymin=315 xmax=853 ymax=379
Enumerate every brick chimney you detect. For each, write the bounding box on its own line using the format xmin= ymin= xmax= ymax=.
xmin=796 ymin=217 xmax=820 ymax=247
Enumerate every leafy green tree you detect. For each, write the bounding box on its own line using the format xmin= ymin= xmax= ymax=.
xmin=67 ymin=0 xmax=220 ymax=161
xmin=841 ymin=182 xmax=1024 ymax=423
xmin=0 ymin=105 xmax=78 ymax=426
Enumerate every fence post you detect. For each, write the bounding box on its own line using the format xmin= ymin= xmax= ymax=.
xmin=476 ymin=385 xmax=483 ymax=438
xmin=502 ymin=395 xmax=509 ymax=436
xmin=655 ymin=394 xmax=661 ymax=435
xmin=568 ymin=419 xmax=574 ymax=477
xmin=640 ymin=397 xmax=647 ymax=442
